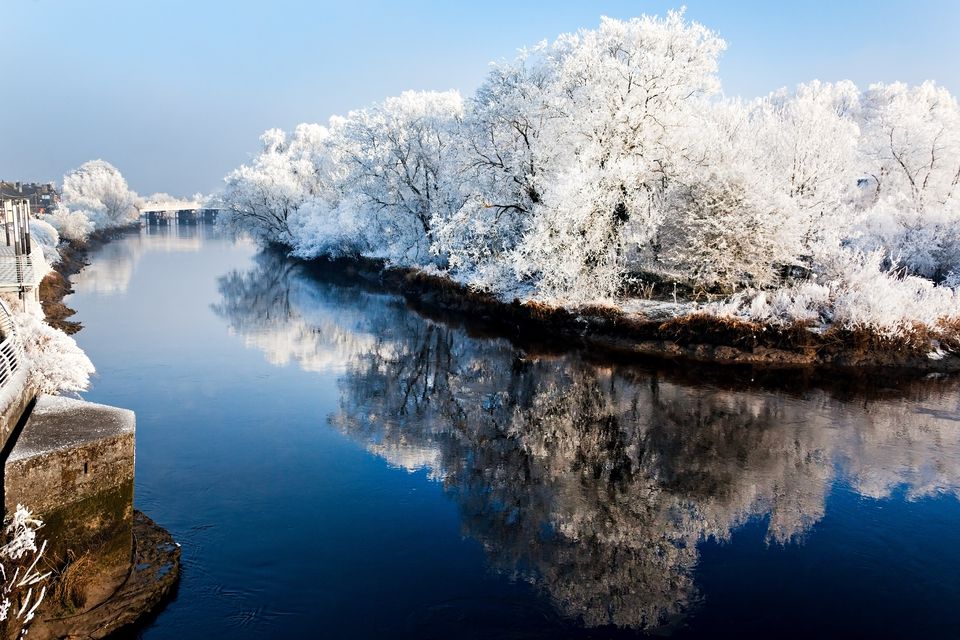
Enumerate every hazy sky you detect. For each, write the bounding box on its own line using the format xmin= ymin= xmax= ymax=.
xmin=3 ymin=0 xmax=958 ymax=196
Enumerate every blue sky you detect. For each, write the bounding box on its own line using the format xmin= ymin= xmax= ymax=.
xmin=2 ymin=0 xmax=958 ymax=195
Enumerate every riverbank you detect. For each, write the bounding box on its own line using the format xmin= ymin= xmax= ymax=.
xmin=34 ymin=512 xmax=180 ymax=640
xmin=44 ymin=223 xmax=960 ymax=372
xmin=40 ymin=224 xmax=139 ymax=334
xmin=300 ymin=254 xmax=960 ymax=373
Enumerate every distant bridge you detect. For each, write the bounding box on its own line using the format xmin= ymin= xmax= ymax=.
xmin=139 ymin=201 xmax=203 ymax=213
xmin=139 ymin=202 xmax=220 ymax=224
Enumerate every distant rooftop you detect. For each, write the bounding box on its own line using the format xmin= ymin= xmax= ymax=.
xmin=0 ymin=182 xmax=60 ymax=214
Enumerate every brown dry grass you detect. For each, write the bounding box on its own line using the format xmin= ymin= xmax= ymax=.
xmin=53 ymin=550 xmax=94 ymax=611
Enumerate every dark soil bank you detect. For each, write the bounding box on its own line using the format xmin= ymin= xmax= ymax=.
xmin=40 ymin=225 xmax=139 ymax=334
xmin=299 ymin=253 xmax=960 ymax=374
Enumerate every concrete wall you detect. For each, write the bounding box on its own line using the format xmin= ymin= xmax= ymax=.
xmin=4 ymin=395 xmax=136 ymax=621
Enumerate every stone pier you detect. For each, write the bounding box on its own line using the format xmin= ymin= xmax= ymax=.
xmin=5 ymin=396 xmax=136 ymax=606
xmin=1 ymin=395 xmax=179 ymax=639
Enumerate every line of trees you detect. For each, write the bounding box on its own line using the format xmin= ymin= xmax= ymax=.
xmin=216 ymin=11 xmax=960 ymax=327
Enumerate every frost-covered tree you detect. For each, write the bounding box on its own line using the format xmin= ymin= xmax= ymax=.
xmin=512 ymin=10 xmax=727 ymax=299
xmin=60 ymin=160 xmax=139 ymax=228
xmin=333 ymin=90 xmax=466 ymax=264
xmin=853 ymin=82 xmax=960 ymax=280
xmin=860 ymin=81 xmax=960 ymax=213
xmin=748 ymin=80 xmax=862 ymax=248
xmin=433 ymin=49 xmax=557 ymax=284
xmin=219 ymin=125 xmax=338 ymax=246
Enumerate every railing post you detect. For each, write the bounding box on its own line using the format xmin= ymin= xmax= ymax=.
xmin=3 ymin=200 xmax=10 ymax=248
xmin=23 ymin=200 xmax=31 ymax=255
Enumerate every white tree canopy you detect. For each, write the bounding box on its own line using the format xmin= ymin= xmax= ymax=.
xmin=61 ymin=159 xmax=140 ymax=227
xmin=214 ymin=11 xmax=960 ymax=334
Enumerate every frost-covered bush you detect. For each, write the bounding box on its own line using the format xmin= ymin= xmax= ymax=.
xmin=823 ymin=251 xmax=960 ymax=332
xmin=660 ymin=170 xmax=794 ymax=291
xmin=45 ymin=207 xmax=95 ymax=243
xmin=29 ymin=219 xmax=61 ymax=264
xmin=850 ymin=199 xmax=960 ymax=281
xmin=288 ymin=196 xmax=366 ymax=259
xmin=15 ymin=313 xmax=95 ymax=394
xmin=710 ymin=248 xmax=960 ymax=336
xmin=0 ymin=505 xmax=50 ymax=636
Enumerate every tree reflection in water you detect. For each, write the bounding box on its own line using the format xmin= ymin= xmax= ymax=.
xmin=214 ymin=248 xmax=960 ymax=631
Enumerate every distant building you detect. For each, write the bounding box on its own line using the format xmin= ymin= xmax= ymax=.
xmin=0 ymin=181 xmax=60 ymax=214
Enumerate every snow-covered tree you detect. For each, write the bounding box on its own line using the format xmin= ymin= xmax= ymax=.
xmin=219 ymin=125 xmax=337 ymax=246
xmin=60 ymin=160 xmax=139 ymax=228
xmin=333 ymin=90 xmax=466 ymax=264
xmin=853 ymin=82 xmax=960 ymax=280
xmin=513 ymin=10 xmax=727 ymax=300
xmin=748 ymin=80 xmax=862 ymax=248
xmin=860 ymin=81 xmax=960 ymax=213
xmin=433 ymin=49 xmax=557 ymax=285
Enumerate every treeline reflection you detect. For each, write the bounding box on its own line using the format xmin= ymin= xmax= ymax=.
xmin=72 ymin=223 xmax=208 ymax=294
xmin=214 ymin=249 xmax=960 ymax=630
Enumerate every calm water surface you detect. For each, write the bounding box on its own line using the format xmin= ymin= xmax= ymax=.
xmin=67 ymin=224 xmax=960 ymax=639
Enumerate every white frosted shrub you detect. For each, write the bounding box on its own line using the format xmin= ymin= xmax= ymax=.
xmin=0 ymin=505 xmax=50 ymax=634
xmin=825 ymin=251 xmax=960 ymax=332
xmin=849 ymin=200 xmax=960 ymax=281
xmin=288 ymin=198 xmax=366 ymax=259
xmin=29 ymin=219 xmax=61 ymax=264
xmin=710 ymin=249 xmax=960 ymax=336
xmin=45 ymin=207 xmax=95 ymax=243
xmin=16 ymin=313 xmax=95 ymax=393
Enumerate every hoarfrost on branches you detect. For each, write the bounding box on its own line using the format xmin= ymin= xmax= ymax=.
xmin=16 ymin=313 xmax=95 ymax=394
xmin=45 ymin=207 xmax=95 ymax=243
xmin=60 ymin=160 xmax=140 ymax=228
xmin=46 ymin=160 xmax=141 ymax=244
xmin=29 ymin=219 xmax=61 ymax=264
xmin=0 ymin=505 xmax=50 ymax=637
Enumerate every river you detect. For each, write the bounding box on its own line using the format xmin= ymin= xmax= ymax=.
xmin=66 ymin=223 xmax=960 ymax=639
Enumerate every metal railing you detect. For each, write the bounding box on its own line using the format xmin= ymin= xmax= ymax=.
xmin=0 ymin=198 xmax=32 ymax=255
xmin=0 ymin=298 xmax=23 ymax=389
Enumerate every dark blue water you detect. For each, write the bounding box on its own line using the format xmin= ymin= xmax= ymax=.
xmin=68 ymin=224 xmax=960 ymax=639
